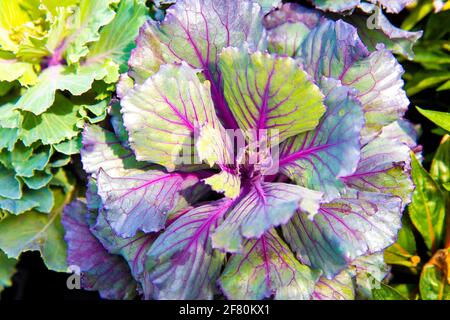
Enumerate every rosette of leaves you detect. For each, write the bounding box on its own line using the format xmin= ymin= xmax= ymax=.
xmin=0 ymin=0 xmax=148 ymax=293
xmin=63 ymin=0 xmax=415 ymax=300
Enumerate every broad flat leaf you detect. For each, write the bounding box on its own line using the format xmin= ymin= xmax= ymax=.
xmin=283 ymin=191 xmax=402 ymax=278
xmin=81 ymin=124 xmax=146 ymax=177
xmin=0 ymin=52 xmax=37 ymax=85
xmin=20 ymin=94 xmax=81 ymax=146
xmin=146 ymin=201 xmax=230 ymax=299
xmin=385 ymin=216 xmax=420 ymax=268
xmin=0 ymin=186 xmax=54 ymax=215
xmin=431 ymin=135 xmax=450 ymax=187
xmin=54 ymin=135 xmax=82 ymax=155
xmin=220 ymin=230 xmax=320 ymax=300
xmin=121 ymin=63 xmax=220 ymax=170
xmin=263 ymin=3 xmax=321 ymax=56
xmin=16 ymin=65 xmax=107 ymax=116
xmin=372 ymin=283 xmax=408 ymax=300
xmin=212 ymin=182 xmax=323 ymax=253
xmin=419 ymin=249 xmax=450 ymax=300
xmin=342 ymin=136 xmax=413 ymax=208
xmin=409 ymin=153 xmax=446 ymax=252
xmin=97 ymin=168 xmax=204 ymax=237
xmin=417 ymin=107 xmax=450 ymax=132
xmin=86 ymin=0 xmax=147 ymax=73
xmin=0 ymin=250 xmax=16 ymax=294
xmin=0 ymin=164 xmax=21 ymax=199
xmin=62 ymin=200 xmax=137 ymax=299
xmin=143 ymin=0 xmax=265 ymax=128
xmin=341 ymin=47 xmax=409 ymax=140
xmin=347 ymin=7 xmax=422 ymax=60
xmin=312 ymin=271 xmax=355 ymax=300
xmin=64 ymin=0 xmax=116 ymax=64
xmin=91 ymin=210 xmax=156 ymax=299
xmin=279 ymin=78 xmax=363 ymax=201
xmin=127 ymin=22 xmax=166 ymax=85
xmin=13 ymin=146 xmax=52 ymax=178
xmin=203 ymin=171 xmax=241 ymax=199
xmin=0 ymin=127 xmax=18 ymax=152
xmin=219 ymin=49 xmax=325 ymax=142
xmin=22 ymin=171 xmax=54 ymax=190
xmin=353 ymin=253 xmax=390 ymax=299
xmin=0 ymin=103 xmax=21 ymax=129
xmin=0 ymin=209 xmax=67 ymax=272
xmin=378 ymin=119 xmax=419 ymax=149
xmin=301 ymin=20 xmax=409 ymax=140
xmin=300 ymin=20 xmax=368 ymax=82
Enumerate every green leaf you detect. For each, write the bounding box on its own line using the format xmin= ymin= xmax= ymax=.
xmin=22 ymin=171 xmax=54 ymax=190
xmin=406 ymin=72 xmax=450 ymax=96
xmin=417 ymin=106 xmax=450 ymax=132
xmin=0 ymin=249 xmax=16 ymax=294
xmin=391 ymin=284 xmax=419 ymax=300
xmin=372 ymin=283 xmax=409 ymax=300
xmin=385 ymin=216 xmax=420 ymax=268
xmin=419 ymin=249 xmax=450 ymax=300
xmin=219 ymin=49 xmax=326 ymax=143
xmin=443 ymin=182 xmax=450 ymax=191
xmin=86 ymin=0 xmax=147 ymax=72
xmin=401 ymin=0 xmax=434 ymax=30
xmin=20 ymin=94 xmax=81 ymax=146
xmin=0 ymin=164 xmax=21 ymax=200
xmin=54 ymin=135 xmax=82 ymax=155
xmin=12 ymin=145 xmax=52 ymax=178
xmin=0 ymin=189 xmax=69 ymax=272
xmin=437 ymin=80 xmax=450 ymax=92
xmin=64 ymin=0 xmax=116 ymax=64
xmin=16 ymin=64 xmax=107 ymax=116
xmin=0 ymin=51 xmax=37 ymax=85
xmin=0 ymin=127 xmax=18 ymax=152
xmin=431 ymin=135 xmax=450 ymax=187
xmin=409 ymin=152 xmax=446 ymax=252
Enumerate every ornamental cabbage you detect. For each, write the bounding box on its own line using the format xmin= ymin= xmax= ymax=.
xmin=62 ymin=0 xmax=417 ymax=300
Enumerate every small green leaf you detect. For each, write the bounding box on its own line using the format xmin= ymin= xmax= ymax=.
xmin=401 ymin=0 xmax=434 ymax=30
xmin=372 ymin=283 xmax=409 ymax=300
xmin=419 ymin=249 xmax=450 ymax=300
xmin=431 ymin=135 xmax=450 ymax=188
xmin=417 ymin=106 xmax=450 ymax=132
xmin=406 ymin=72 xmax=450 ymax=96
xmin=54 ymin=135 xmax=82 ymax=155
xmin=443 ymin=182 xmax=450 ymax=191
xmin=385 ymin=216 xmax=420 ymax=269
xmin=409 ymin=152 xmax=446 ymax=252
